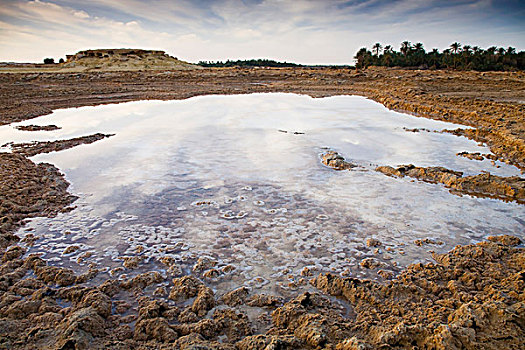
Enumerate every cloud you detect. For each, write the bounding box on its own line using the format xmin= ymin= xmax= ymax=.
xmin=0 ymin=0 xmax=523 ymax=64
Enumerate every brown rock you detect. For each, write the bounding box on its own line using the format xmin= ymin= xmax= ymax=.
xmin=193 ymin=256 xmax=218 ymax=272
xmin=2 ymin=246 xmax=26 ymax=262
xmin=174 ymin=333 xmax=231 ymax=350
xmin=34 ymin=265 xmax=76 ymax=286
xmin=487 ymin=235 xmax=521 ymax=246
xmin=178 ymin=308 xmax=199 ymax=323
xmin=79 ymin=290 xmax=112 ymax=317
xmin=133 ymin=317 xmax=178 ymax=342
xmin=221 ymin=286 xmax=249 ymax=307
xmin=120 ymin=271 xmax=163 ymax=290
xmin=114 ymin=324 xmax=133 ymax=341
xmin=5 ymin=299 xmax=41 ymax=319
xmin=236 ymin=334 xmax=300 ymax=350
xmin=192 ymin=286 xmax=215 ymax=317
xmin=121 ymin=255 xmax=143 ymax=269
xmin=212 ymin=308 xmax=253 ymax=342
xmin=137 ymin=297 xmax=179 ymax=321
xmin=359 ymin=257 xmax=385 ymax=269
xmin=376 ymin=164 xmax=525 ymax=203
xmin=63 ymin=245 xmax=80 ymax=255
xmin=366 ymin=238 xmax=382 ymax=247
xmin=321 ymin=151 xmax=356 ymax=170
xmin=247 ymin=294 xmax=283 ymax=308
xmin=169 ymin=275 xmax=203 ymax=301
xmin=57 ymin=307 xmax=106 ymax=349
xmin=414 ymin=238 xmax=444 ymax=246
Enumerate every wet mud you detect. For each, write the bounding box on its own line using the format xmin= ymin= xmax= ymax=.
xmin=0 ymin=236 xmax=522 ymax=349
xmin=15 ymin=125 xmax=61 ymax=132
xmin=4 ymin=133 xmax=114 ymax=157
xmin=320 ymin=151 xmax=357 ymax=171
xmin=0 ymin=152 xmax=77 ymax=248
xmin=376 ymin=164 xmax=525 ymax=203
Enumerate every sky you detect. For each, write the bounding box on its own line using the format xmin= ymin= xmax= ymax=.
xmin=0 ymin=0 xmax=524 ymax=64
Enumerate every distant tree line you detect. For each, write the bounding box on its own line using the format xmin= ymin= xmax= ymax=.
xmin=43 ymin=58 xmax=65 ymax=64
xmin=198 ymin=59 xmax=300 ymax=68
xmin=354 ymin=42 xmax=524 ymax=71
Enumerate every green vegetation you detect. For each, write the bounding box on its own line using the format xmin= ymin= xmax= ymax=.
xmin=198 ymin=59 xmax=300 ymax=68
xmin=43 ymin=58 xmax=55 ymax=64
xmin=354 ymin=42 xmax=524 ymax=71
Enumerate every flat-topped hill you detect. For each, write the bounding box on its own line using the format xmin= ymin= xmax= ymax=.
xmin=62 ymin=49 xmax=198 ymax=71
xmin=0 ymin=49 xmax=199 ymax=73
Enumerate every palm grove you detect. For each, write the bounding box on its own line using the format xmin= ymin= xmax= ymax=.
xmin=355 ymin=42 xmax=524 ymax=71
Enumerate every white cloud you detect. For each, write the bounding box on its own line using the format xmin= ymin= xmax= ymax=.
xmin=0 ymin=0 xmax=523 ymax=64
xmin=73 ymin=10 xmax=89 ymax=19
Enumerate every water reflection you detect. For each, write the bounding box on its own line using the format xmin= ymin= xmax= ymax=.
xmin=2 ymin=93 xmax=523 ymax=296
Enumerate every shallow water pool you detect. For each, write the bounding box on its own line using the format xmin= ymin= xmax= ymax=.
xmin=1 ymin=93 xmax=523 ymax=296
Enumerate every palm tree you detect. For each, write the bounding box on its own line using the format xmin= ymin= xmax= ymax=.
xmin=372 ymin=43 xmax=382 ymax=56
xmin=354 ymin=47 xmax=372 ymax=68
xmin=441 ymin=48 xmax=454 ymax=68
xmin=429 ymin=48 xmax=440 ymax=67
xmin=460 ymin=45 xmax=472 ymax=69
xmin=400 ymin=41 xmax=411 ymax=56
xmin=353 ymin=42 xmax=521 ymax=71
xmin=485 ymin=46 xmax=498 ymax=67
xmin=449 ymin=42 xmax=462 ymax=68
xmin=450 ymin=42 xmax=461 ymax=54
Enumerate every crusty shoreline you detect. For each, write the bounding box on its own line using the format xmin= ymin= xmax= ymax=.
xmin=0 ymin=67 xmax=524 ymax=349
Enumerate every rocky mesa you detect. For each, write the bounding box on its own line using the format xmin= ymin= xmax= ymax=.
xmin=1 ymin=49 xmax=199 ymax=73
xmin=60 ymin=49 xmax=199 ymax=72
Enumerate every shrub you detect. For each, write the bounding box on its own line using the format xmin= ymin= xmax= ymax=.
xmin=43 ymin=58 xmax=55 ymax=64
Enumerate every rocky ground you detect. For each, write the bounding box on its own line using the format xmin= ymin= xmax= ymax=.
xmin=0 ymin=233 xmax=522 ymax=349
xmin=0 ymin=67 xmax=524 ymax=349
xmin=0 ymin=153 xmax=77 ymax=248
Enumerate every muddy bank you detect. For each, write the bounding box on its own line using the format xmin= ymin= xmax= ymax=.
xmin=0 ymin=152 xmax=77 ymax=248
xmin=5 ymin=133 xmax=114 ymax=157
xmin=15 ymin=125 xmax=61 ymax=132
xmin=376 ymin=164 xmax=525 ymax=203
xmin=444 ymin=127 xmax=525 ymax=170
xmin=313 ymin=235 xmax=525 ymax=349
xmin=321 ymin=150 xmax=357 ymax=170
xmin=0 ymin=133 xmax=114 ymax=247
xmin=456 ymin=151 xmax=498 ymax=162
xmin=0 ymin=67 xmax=523 ymax=170
xmin=0 ymin=236 xmax=522 ymax=349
